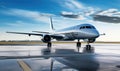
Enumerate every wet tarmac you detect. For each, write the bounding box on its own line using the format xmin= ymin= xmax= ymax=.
xmin=0 ymin=43 xmax=120 ymax=71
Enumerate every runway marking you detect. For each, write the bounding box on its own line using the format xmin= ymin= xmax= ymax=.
xmin=17 ymin=59 xmax=32 ymax=71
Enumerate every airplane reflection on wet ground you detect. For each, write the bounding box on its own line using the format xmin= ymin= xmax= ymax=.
xmin=0 ymin=43 xmax=120 ymax=71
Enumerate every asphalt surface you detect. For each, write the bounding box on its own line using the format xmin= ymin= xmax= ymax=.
xmin=0 ymin=43 xmax=120 ymax=71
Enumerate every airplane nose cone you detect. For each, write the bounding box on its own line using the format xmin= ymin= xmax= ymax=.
xmin=93 ymin=32 xmax=99 ymax=38
xmin=88 ymin=30 xmax=100 ymax=38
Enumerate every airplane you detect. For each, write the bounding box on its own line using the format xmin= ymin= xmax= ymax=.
xmin=7 ymin=17 xmax=100 ymax=52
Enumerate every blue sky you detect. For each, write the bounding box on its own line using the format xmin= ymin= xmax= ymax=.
xmin=0 ymin=0 xmax=120 ymax=41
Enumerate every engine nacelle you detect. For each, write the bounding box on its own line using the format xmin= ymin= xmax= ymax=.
xmin=84 ymin=39 xmax=96 ymax=43
xmin=42 ymin=35 xmax=51 ymax=43
xmin=88 ymin=39 xmax=96 ymax=43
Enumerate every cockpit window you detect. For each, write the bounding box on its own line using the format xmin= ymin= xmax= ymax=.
xmin=80 ymin=26 xmax=95 ymax=29
xmin=91 ymin=26 xmax=95 ymax=29
xmin=86 ymin=26 xmax=91 ymax=28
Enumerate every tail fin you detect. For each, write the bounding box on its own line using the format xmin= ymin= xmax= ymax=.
xmin=50 ymin=17 xmax=55 ymax=32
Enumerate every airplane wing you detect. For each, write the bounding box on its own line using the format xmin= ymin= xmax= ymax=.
xmin=6 ymin=31 xmax=64 ymax=39
xmin=32 ymin=31 xmax=64 ymax=38
xmin=6 ymin=31 xmax=43 ymax=36
xmin=6 ymin=17 xmax=64 ymax=39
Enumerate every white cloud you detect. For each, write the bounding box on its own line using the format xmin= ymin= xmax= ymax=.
xmin=58 ymin=0 xmax=84 ymax=11
xmin=3 ymin=8 xmax=54 ymax=24
xmin=6 ymin=21 xmax=30 ymax=27
xmin=61 ymin=11 xmax=74 ymax=15
xmin=61 ymin=11 xmax=86 ymax=20
xmin=65 ymin=0 xmax=84 ymax=10
xmin=96 ymin=9 xmax=120 ymax=17
xmin=83 ymin=7 xmax=100 ymax=16
xmin=65 ymin=2 xmax=75 ymax=10
xmin=60 ymin=0 xmax=99 ymax=12
xmin=92 ymin=8 xmax=120 ymax=23
xmin=69 ymin=0 xmax=84 ymax=9
xmin=58 ymin=0 xmax=100 ymax=20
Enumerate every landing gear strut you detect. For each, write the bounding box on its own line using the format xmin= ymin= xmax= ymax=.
xmin=44 ymin=42 xmax=52 ymax=52
xmin=76 ymin=40 xmax=81 ymax=52
xmin=47 ymin=42 xmax=52 ymax=48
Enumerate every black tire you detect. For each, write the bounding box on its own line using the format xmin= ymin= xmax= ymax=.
xmin=86 ymin=45 xmax=91 ymax=50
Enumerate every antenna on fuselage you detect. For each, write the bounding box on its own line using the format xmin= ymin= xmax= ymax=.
xmin=50 ymin=16 xmax=55 ymax=32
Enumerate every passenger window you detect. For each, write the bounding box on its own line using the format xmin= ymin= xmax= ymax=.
xmin=91 ymin=26 xmax=95 ymax=29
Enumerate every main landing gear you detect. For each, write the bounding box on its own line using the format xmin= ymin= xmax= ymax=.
xmin=47 ymin=42 xmax=52 ymax=52
xmin=76 ymin=40 xmax=81 ymax=52
xmin=42 ymin=42 xmax=52 ymax=55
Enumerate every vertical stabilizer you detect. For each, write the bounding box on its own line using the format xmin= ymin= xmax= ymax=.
xmin=50 ymin=17 xmax=55 ymax=32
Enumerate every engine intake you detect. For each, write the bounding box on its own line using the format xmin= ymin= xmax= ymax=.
xmin=42 ymin=35 xmax=51 ymax=43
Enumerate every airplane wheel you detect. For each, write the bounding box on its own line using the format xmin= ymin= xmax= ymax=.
xmin=77 ymin=42 xmax=81 ymax=47
xmin=86 ymin=45 xmax=91 ymax=50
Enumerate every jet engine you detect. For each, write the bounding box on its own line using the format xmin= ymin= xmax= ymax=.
xmin=42 ymin=35 xmax=51 ymax=43
xmin=84 ymin=39 xmax=96 ymax=43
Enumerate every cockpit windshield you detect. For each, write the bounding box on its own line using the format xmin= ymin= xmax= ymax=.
xmin=80 ymin=26 xmax=95 ymax=29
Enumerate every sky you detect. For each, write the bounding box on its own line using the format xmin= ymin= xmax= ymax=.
xmin=0 ymin=0 xmax=120 ymax=41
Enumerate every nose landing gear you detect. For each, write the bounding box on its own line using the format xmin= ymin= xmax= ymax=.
xmin=76 ymin=40 xmax=93 ymax=52
xmin=86 ymin=42 xmax=92 ymax=50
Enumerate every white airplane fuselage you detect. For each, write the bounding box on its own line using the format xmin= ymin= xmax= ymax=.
xmin=54 ymin=24 xmax=99 ymax=41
